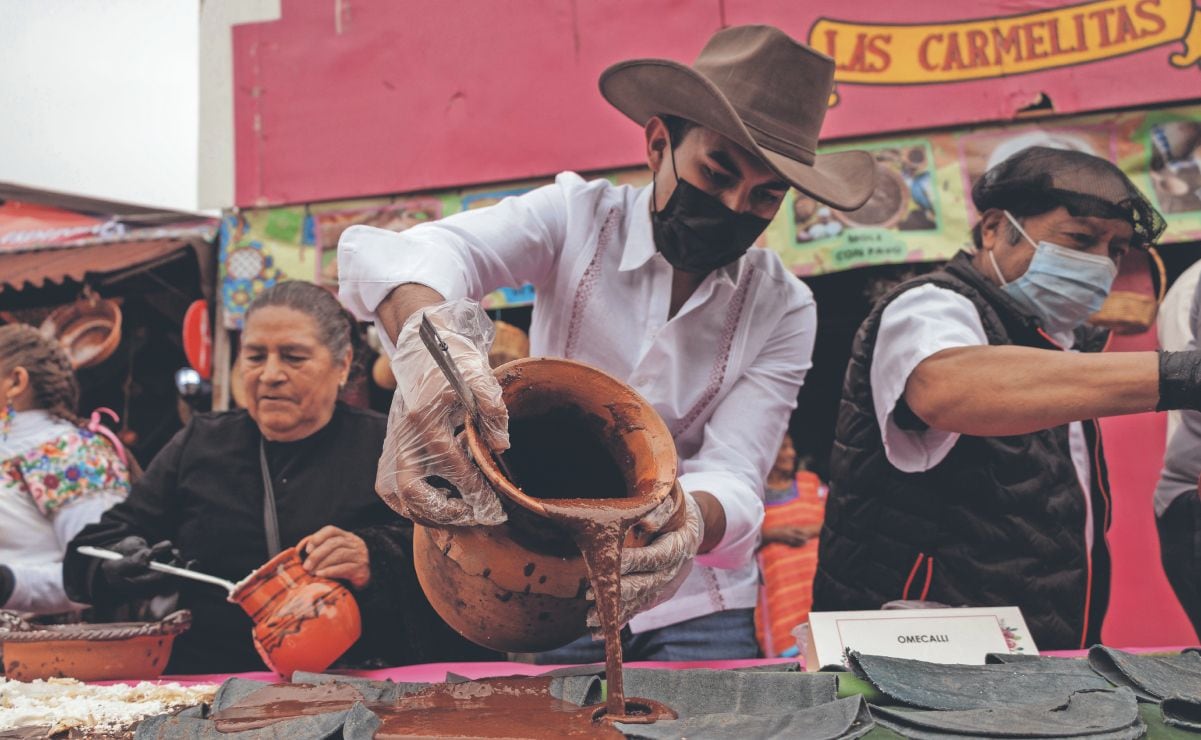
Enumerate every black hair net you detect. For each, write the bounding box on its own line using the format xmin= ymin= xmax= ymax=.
xmin=972 ymin=146 xmax=1166 ymax=250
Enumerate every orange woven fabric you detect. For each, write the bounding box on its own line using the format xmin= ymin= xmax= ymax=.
xmin=755 ymin=470 xmax=827 ymax=657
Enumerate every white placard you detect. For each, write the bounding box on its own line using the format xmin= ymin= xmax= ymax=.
xmin=803 ymin=607 xmax=1038 ymax=670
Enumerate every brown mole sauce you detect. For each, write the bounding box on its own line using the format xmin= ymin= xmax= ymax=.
xmin=211 ymin=682 xmax=368 ymax=732
xmin=208 ymin=678 xmax=622 ymax=738
xmin=371 ymin=678 xmax=622 ymax=738
xmin=505 ymin=408 xmax=674 ymax=724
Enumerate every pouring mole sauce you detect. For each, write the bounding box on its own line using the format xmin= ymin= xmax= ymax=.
xmin=413 ymin=356 xmax=685 ymax=725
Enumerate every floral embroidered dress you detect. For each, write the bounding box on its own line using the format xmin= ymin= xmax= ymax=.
xmin=1 ymin=410 xmax=129 ymax=614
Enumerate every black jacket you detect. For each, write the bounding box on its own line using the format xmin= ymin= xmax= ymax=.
xmin=65 ymin=403 xmax=495 ymax=673
xmin=814 ymin=253 xmax=1112 ymax=650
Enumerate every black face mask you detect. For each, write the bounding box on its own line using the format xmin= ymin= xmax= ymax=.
xmin=651 ymin=145 xmax=773 ymax=274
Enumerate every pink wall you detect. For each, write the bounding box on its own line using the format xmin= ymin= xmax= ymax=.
xmin=231 ymin=0 xmax=1201 ymax=206
xmin=1101 ymin=327 xmax=1197 ymax=647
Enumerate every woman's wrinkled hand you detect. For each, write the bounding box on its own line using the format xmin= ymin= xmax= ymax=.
xmin=300 ymin=526 xmax=372 ymax=590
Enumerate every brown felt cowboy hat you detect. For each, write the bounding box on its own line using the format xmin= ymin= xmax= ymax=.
xmin=600 ymin=25 xmax=875 ymax=210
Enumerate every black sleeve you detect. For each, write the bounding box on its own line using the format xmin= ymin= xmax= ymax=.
xmin=892 ymin=397 xmax=931 ymax=432
xmin=348 ymin=519 xmax=500 ymax=666
xmin=63 ymin=421 xmax=191 ymax=607
xmin=0 ymin=565 xmax=13 ymax=606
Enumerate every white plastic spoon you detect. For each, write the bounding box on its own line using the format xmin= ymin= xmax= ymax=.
xmin=77 ymin=545 xmax=238 ymax=595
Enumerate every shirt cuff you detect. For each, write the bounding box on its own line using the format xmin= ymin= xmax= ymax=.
xmin=881 ymin=414 xmax=961 ymax=473
xmin=678 ymin=470 xmax=764 ymax=571
xmin=337 ymin=224 xmax=472 ymax=320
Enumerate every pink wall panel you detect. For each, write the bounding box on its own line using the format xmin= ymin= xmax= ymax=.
xmin=232 ymin=0 xmax=723 ymax=205
xmin=232 ymin=0 xmax=1201 ymax=207
xmin=1100 ymin=327 xmax=1198 ymax=648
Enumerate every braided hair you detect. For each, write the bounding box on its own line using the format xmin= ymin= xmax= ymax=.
xmin=0 ymin=323 xmax=82 ymax=425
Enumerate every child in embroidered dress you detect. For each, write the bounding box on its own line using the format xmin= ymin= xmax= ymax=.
xmin=0 ymin=324 xmax=131 ymax=616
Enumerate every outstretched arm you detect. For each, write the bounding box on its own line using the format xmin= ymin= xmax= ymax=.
xmin=905 ymin=346 xmax=1159 ymax=436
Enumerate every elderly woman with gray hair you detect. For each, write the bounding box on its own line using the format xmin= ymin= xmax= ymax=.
xmin=64 ymin=281 xmax=493 ymax=673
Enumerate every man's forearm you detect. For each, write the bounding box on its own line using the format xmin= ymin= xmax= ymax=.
xmin=377 ymin=283 xmax=448 ymax=344
xmin=904 ymin=346 xmax=1159 ymax=436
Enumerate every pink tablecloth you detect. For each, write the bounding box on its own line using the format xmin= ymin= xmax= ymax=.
xmin=157 ymin=657 xmax=798 ymax=686
xmin=150 ymin=648 xmax=1194 ymax=686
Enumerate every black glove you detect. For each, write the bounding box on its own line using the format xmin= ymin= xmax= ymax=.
xmin=1158 ymin=350 xmax=1201 ymax=412
xmin=0 ymin=564 xmax=14 ymax=607
xmin=98 ymin=536 xmax=187 ymax=596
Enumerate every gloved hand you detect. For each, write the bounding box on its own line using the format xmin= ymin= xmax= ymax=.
xmin=376 ymin=299 xmax=509 ymax=528
xmin=97 ymin=536 xmax=187 ymax=596
xmin=586 ymin=490 xmax=704 ymax=633
xmin=1158 ymin=350 xmax=1201 ymax=411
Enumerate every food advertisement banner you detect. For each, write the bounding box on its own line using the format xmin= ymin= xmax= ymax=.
xmin=220 ymin=103 xmax=1201 ymax=328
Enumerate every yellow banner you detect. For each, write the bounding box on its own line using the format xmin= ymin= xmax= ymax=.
xmin=809 ymin=0 xmax=1201 ymax=85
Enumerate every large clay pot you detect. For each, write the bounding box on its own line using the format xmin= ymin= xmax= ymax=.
xmin=412 ymin=357 xmax=680 ymax=652
xmin=228 ymin=546 xmax=361 ymax=677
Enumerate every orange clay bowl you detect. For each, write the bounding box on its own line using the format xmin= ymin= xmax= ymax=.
xmin=0 ymin=610 xmax=190 ymax=682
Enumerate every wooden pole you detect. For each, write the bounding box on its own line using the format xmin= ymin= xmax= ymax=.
xmin=212 ymin=299 xmax=232 ymax=411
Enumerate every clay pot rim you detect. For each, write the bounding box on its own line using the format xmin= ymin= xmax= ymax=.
xmin=0 ymin=609 xmax=191 ymax=643
xmin=229 ymin=546 xmax=302 ymax=603
xmin=40 ymin=297 xmax=123 ymax=369
xmin=466 ymin=356 xmax=678 ymax=518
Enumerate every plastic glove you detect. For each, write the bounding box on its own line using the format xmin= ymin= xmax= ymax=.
xmin=586 ymin=491 xmax=704 ymax=632
xmin=376 ymin=298 xmax=509 ymax=528
xmin=98 ymin=536 xmax=187 ymax=596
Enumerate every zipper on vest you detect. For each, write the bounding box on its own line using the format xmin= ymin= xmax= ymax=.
xmin=1080 ymin=418 xmax=1112 ymax=649
xmin=1039 ymin=327 xmax=1105 ymax=650
xmin=902 ymin=553 xmax=934 ymax=601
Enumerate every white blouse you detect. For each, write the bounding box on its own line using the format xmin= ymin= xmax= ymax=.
xmin=1 ymin=410 xmax=127 ymax=614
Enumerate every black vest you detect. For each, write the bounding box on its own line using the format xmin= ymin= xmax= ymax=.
xmin=813 ymin=253 xmax=1112 ymax=650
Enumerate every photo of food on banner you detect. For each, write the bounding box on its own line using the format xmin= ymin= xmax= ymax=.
xmin=1148 ymin=120 xmax=1201 ymax=214
xmin=793 ymin=143 xmax=937 ymax=242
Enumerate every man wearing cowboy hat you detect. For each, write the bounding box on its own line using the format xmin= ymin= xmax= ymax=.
xmin=339 ymin=25 xmax=873 ymax=660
